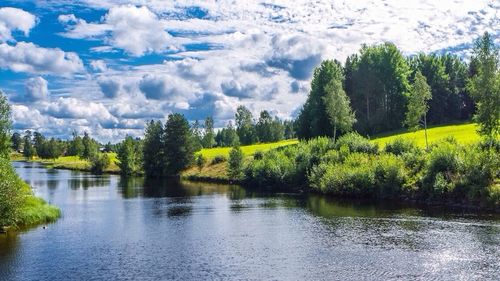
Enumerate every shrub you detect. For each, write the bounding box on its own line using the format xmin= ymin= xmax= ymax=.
xmin=196 ymin=154 xmax=206 ymax=171
xmin=334 ymin=132 xmax=378 ymax=154
xmin=373 ymin=154 xmax=408 ymax=197
xmin=211 ymin=155 xmax=227 ymax=165
xmin=423 ymin=142 xmax=461 ymax=197
xmin=90 ymin=153 xmax=110 ymax=174
xmin=458 ymin=145 xmax=500 ymax=200
xmin=244 ymin=150 xmax=297 ymax=189
xmin=253 ymin=150 xmax=264 ymax=160
xmin=228 ymin=146 xmax=244 ymax=179
xmin=309 ymin=160 xmax=376 ymax=197
xmin=384 ymin=138 xmax=418 ymax=155
xmin=0 ymin=159 xmax=23 ymax=227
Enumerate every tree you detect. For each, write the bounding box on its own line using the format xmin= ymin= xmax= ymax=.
xmin=283 ymin=120 xmax=295 ymax=139
xmin=215 ymin=121 xmax=239 ymax=147
xmin=191 ymin=120 xmax=203 ymax=150
xmin=67 ymin=131 xmax=84 ymax=157
xmin=196 ymin=154 xmax=206 ymax=172
xmin=405 ymin=71 xmax=432 ymax=150
xmin=323 ymin=78 xmax=356 ymax=141
xmin=467 ymin=32 xmax=500 ymax=140
xmin=142 ymin=120 xmax=164 ymax=177
xmin=296 ymin=60 xmax=352 ymax=139
xmin=202 ymin=117 xmax=216 ymax=148
xmin=228 ymin=145 xmax=244 ymax=179
xmin=256 ymin=110 xmax=273 ymax=142
xmin=33 ymin=131 xmax=45 ymax=157
xmin=0 ymin=91 xmax=11 ymax=159
xmin=11 ymin=132 xmax=22 ymax=152
xmin=22 ymin=131 xmax=35 ymax=159
xmin=163 ymin=113 xmax=196 ymax=177
xmin=235 ymin=105 xmax=257 ymax=145
xmin=82 ymin=132 xmax=98 ymax=160
xmin=44 ymin=138 xmax=63 ymax=159
xmin=90 ymin=153 xmax=110 ymax=174
xmin=345 ymin=43 xmax=411 ymax=135
xmin=117 ymin=136 xmax=142 ymax=176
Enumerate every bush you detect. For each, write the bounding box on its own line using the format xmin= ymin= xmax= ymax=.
xmin=196 ymin=154 xmax=206 ymax=171
xmin=373 ymin=154 xmax=408 ymax=197
xmin=0 ymin=159 xmax=23 ymax=227
xmin=228 ymin=146 xmax=244 ymax=179
xmin=211 ymin=155 xmax=227 ymax=165
xmin=309 ymin=159 xmax=376 ymax=197
xmin=253 ymin=150 xmax=264 ymax=160
xmin=244 ymin=150 xmax=297 ymax=189
xmin=90 ymin=153 xmax=110 ymax=174
xmin=423 ymin=142 xmax=461 ymax=197
xmin=335 ymin=133 xmax=378 ymax=154
xmin=384 ymin=138 xmax=418 ymax=155
xmin=458 ymin=145 xmax=500 ymax=200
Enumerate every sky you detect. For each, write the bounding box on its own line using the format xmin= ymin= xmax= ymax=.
xmin=0 ymin=0 xmax=498 ymax=142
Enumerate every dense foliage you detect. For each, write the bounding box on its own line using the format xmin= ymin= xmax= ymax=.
xmin=244 ymin=135 xmax=499 ymax=207
xmin=142 ymin=113 xmax=198 ymax=177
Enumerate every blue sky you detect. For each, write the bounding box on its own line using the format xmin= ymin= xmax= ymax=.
xmin=0 ymin=0 xmax=498 ymax=142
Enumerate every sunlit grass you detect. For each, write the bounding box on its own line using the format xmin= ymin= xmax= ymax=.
xmin=36 ymin=153 xmax=120 ymax=173
xmin=198 ymin=139 xmax=299 ymax=160
xmin=372 ymin=123 xmax=484 ymax=148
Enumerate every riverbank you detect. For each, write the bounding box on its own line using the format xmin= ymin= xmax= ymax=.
xmin=1 ymin=159 xmax=60 ymax=231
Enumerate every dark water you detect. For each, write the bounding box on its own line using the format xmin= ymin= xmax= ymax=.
xmin=1 ymin=162 xmax=499 ymax=280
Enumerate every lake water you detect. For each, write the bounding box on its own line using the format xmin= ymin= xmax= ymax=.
xmin=1 ymin=161 xmax=499 ymax=280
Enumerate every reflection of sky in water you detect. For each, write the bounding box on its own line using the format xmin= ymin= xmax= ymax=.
xmin=2 ymin=161 xmax=499 ymax=280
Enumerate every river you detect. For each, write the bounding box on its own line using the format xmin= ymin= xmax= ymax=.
xmin=1 ymin=161 xmax=499 ymax=280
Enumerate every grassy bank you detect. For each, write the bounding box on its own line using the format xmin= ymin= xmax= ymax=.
xmin=1 ymin=159 xmax=60 ymax=230
xmin=197 ymin=139 xmax=298 ymax=160
xmin=35 ymin=154 xmax=120 ymax=173
xmin=372 ymin=123 xmax=481 ymax=148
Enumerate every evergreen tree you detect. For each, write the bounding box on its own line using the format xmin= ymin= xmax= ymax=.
xmin=467 ymin=32 xmax=500 ymax=140
xmin=22 ymin=130 xmax=35 ymax=159
xmin=235 ymin=105 xmax=257 ymax=145
xmin=405 ymin=71 xmax=432 ymax=150
xmin=11 ymin=132 xmax=22 ymax=152
xmin=82 ymin=132 xmax=98 ymax=160
xmin=192 ymin=120 xmax=203 ymax=150
xmin=163 ymin=113 xmax=196 ymax=176
xmin=202 ymin=116 xmax=216 ymax=148
xmin=142 ymin=120 xmax=164 ymax=177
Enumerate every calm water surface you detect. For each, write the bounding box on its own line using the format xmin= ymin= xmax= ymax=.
xmin=1 ymin=162 xmax=499 ymax=280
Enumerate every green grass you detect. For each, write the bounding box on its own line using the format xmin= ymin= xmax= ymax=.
xmin=198 ymin=139 xmax=299 ymax=160
xmin=17 ymin=195 xmax=61 ymax=227
xmin=371 ymin=123 xmax=485 ymax=148
xmin=35 ymin=153 xmax=120 ymax=173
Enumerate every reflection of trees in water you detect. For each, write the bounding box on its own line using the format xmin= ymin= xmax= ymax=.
xmin=68 ymin=175 xmax=110 ymax=190
xmin=118 ymin=176 xmax=145 ymax=199
xmin=0 ymin=232 xmax=19 ymax=273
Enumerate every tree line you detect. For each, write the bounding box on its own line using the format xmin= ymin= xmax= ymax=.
xmin=296 ymin=32 xmax=498 ymax=142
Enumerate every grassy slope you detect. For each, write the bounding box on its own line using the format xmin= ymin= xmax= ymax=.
xmin=372 ymin=123 xmax=483 ymax=148
xmin=198 ymin=139 xmax=299 ymax=160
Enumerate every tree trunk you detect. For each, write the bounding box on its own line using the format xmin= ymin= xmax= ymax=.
xmin=333 ymin=122 xmax=337 ymax=143
xmin=424 ymin=114 xmax=429 ymax=151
